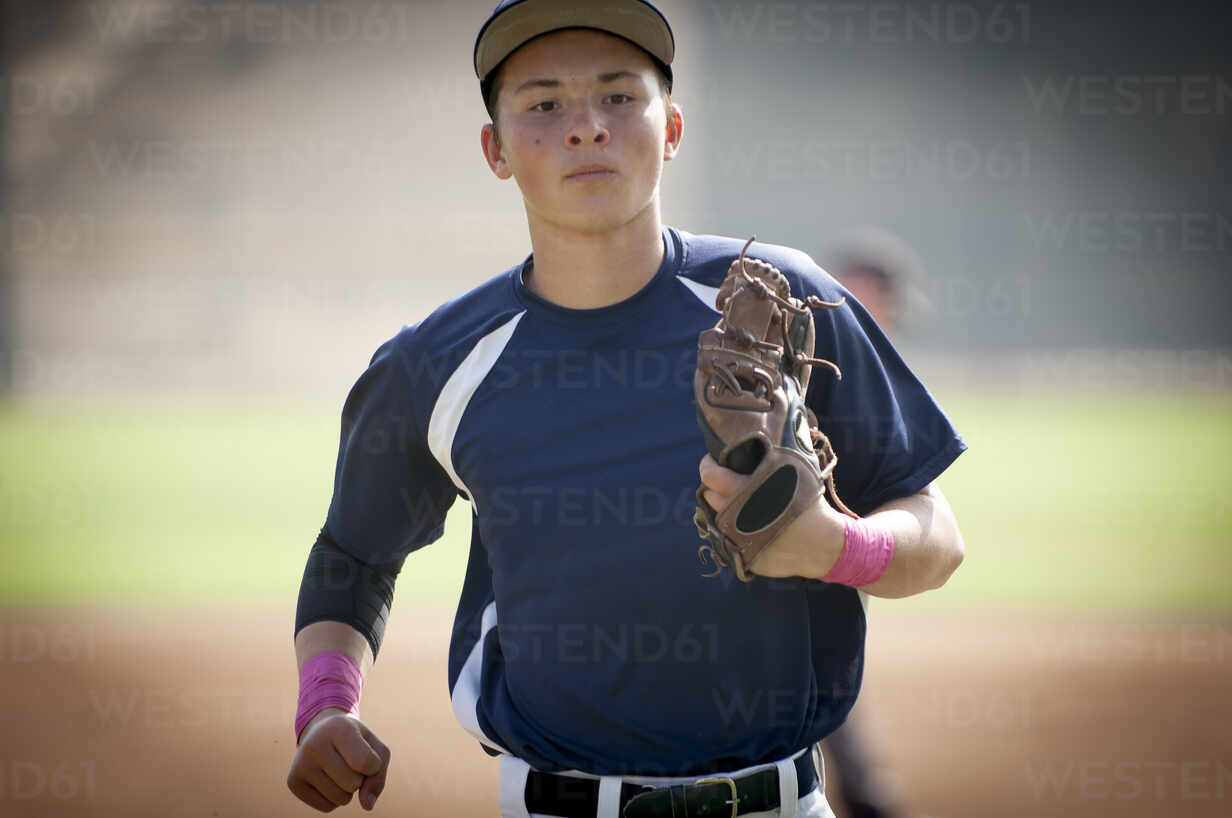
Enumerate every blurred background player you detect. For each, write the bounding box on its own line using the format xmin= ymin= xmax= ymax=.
xmin=826 ymin=226 xmax=930 ymax=335
xmin=816 ymin=226 xmax=932 ymax=818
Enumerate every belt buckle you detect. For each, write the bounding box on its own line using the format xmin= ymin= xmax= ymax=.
xmin=694 ymin=776 xmax=739 ymax=818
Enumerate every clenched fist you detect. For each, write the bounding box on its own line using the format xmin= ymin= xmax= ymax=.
xmin=287 ymin=708 xmax=390 ymax=812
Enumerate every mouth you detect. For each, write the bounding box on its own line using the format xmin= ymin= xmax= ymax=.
xmin=565 ymin=165 xmax=616 ymax=181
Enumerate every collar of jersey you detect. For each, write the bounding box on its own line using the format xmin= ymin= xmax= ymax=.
xmin=509 ymin=226 xmax=684 ymax=325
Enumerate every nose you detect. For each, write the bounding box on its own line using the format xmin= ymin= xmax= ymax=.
xmin=566 ymin=104 xmax=609 ymax=147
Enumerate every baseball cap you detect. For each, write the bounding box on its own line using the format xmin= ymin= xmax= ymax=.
xmin=474 ymin=0 xmax=675 ymax=108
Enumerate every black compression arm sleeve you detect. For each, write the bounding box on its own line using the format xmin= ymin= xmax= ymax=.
xmin=294 ymin=528 xmax=404 ymax=659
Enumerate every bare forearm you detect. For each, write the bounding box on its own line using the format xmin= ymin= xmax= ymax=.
xmin=294 ymin=620 xmax=375 ymax=676
xmin=858 ymin=482 xmax=964 ymax=599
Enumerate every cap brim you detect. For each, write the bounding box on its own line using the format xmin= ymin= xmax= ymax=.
xmin=474 ymin=0 xmax=674 ymax=81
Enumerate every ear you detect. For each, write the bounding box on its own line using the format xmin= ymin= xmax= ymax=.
xmin=663 ymin=103 xmax=683 ymax=162
xmin=481 ymin=123 xmax=513 ymax=180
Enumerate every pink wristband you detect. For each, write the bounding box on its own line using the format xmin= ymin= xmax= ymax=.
xmin=295 ymin=651 xmax=363 ymax=744
xmin=819 ymin=518 xmax=895 ymax=587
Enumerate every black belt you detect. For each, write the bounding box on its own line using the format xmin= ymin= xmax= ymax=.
xmin=524 ymin=751 xmax=817 ymax=818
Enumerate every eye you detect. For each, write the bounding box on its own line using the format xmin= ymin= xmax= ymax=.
xmin=606 ymin=93 xmax=633 ymax=104
xmin=530 ymin=100 xmax=558 ymax=113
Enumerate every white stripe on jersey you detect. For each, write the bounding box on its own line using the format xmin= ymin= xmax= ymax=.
xmin=450 ymin=600 xmax=509 ymax=754
xmin=427 ymin=311 xmax=526 ymax=514
xmin=676 ymin=275 xmax=721 ymax=312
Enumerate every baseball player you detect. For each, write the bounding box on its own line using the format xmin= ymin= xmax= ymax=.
xmin=826 ymin=228 xmax=931 ymax=334
xmin=286 ymin=2 xmax=967 ymax=817
xmin=815 ymin=227 xmax=934 ymax=818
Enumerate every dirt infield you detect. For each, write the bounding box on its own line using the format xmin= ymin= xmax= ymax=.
xmin=2 ymin=604 xmax=1228 ymax=817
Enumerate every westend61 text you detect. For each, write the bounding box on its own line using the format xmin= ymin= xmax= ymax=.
xmin=710 ymin=2 xmax=1032 ymax=45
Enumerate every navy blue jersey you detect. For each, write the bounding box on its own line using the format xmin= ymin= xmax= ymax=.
xmin=322 ymin=226 xmax=965 ymax=776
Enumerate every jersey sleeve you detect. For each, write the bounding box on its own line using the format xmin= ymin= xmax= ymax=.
xmin=323 ymin=332 xmax=459 ymax=563
xmin=805 ymin=280 xmax=967 ymax=516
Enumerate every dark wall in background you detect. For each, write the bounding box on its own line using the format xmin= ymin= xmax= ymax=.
xmin=678 ymin=0 xmax=1231 ymax=351
xmin=4 ymin=0 xmax=1229 ymax=395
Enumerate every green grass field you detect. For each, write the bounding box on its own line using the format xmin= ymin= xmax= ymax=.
xmin=3 ymin=390 xmax=1230 ymax=609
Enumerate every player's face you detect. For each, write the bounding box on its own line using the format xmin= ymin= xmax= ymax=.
xmin=837 ymin=268 xmax=895 ymax=331
xmin=481 ymin=29 xmax=681 ymax=234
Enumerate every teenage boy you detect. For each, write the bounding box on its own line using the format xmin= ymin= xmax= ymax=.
xmin=286 ymin=3 xmax=965 ymax=816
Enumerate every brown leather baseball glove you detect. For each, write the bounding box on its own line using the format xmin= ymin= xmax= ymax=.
xmin=693 ymin=238 xmax=856 ymax=581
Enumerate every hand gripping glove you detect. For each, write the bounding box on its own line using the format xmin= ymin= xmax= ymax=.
xmin=693 ymin=238 xmax=856 ymax=581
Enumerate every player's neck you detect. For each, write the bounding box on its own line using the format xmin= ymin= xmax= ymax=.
xmin=522 ymin=204 xmax=665 ymax=310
